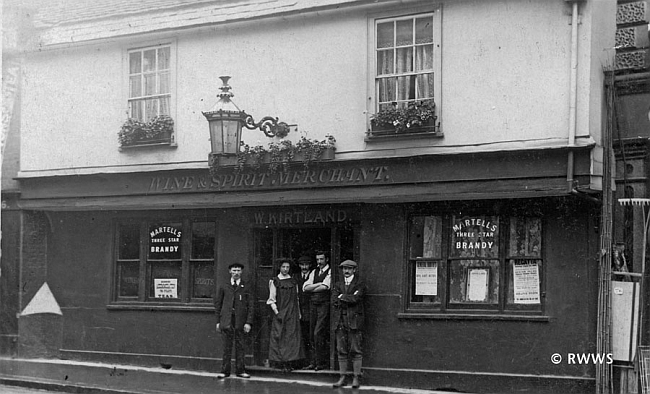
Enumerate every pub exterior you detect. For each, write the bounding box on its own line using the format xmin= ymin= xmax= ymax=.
xmin=2 ymin=0 xmax=617 ymax=393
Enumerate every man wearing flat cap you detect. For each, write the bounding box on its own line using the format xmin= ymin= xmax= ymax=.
xmin=331 ymin=259 xmax=366 ymax=388
xmin=214 ymin=262 xmax=254 ymax=379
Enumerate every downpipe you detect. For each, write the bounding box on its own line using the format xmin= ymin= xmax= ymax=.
xmin=567 ymin=1 xmax=579 ymax=192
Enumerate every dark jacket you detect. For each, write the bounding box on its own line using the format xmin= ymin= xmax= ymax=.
xmin=295 ymin=271 xmax=312 ymax=322
xmin=214 ymin=280 xmax=255 ymax=331
xmin=331 ymin=275 xmax=366 ymax=331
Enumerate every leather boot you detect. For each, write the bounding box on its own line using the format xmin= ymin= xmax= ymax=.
xmin=352 ymin=359 xmax=362 ymax=388
xmin=332 ymin=359 xmax=347 ymax=388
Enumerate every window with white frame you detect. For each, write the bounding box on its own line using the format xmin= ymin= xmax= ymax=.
xmin=128 ymin=44 xmax=171 ymax=122
xmin=375 ymin=14 xmax=437 ymax=110
xmin=369 ymin=7 xmax=441 ymax=136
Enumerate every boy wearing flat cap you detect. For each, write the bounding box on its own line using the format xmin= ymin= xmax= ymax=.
xmin=331 ymin=260 xmax=366 ymax=388
xmin=214 ymin=262 xmax=254 ymax=379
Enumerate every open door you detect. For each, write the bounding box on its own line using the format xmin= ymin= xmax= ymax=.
xmin=251 ymin=224 xmax=356 ymax=368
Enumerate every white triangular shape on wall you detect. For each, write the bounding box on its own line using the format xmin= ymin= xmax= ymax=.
xmin=21 ymin=282 xmax=62 ymax=316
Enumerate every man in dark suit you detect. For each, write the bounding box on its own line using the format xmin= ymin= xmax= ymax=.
xmin=331 ymin=260 xmax=366 ymax=388
xmin=302 ymin=251 xmax=331 ymax=370
xmin=295 ymin=255 xmax=313 ymax=367
xmin=214 ymin=262 xmax=254 ymax=379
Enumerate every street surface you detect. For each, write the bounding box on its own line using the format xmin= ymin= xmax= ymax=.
xmin=0 ymin=385 xmax=61 ymax=393
xmin=1 ymin=378 xmax=460 ymax=394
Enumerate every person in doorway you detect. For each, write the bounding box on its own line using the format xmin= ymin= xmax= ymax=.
xmin=302 ymin=251 xmax=331 ymax=370
xmin=267 ymin=258 xmax=305 ymax=371
xmin=331 ymin=259 xmax=366 ymax=388
xmin=295 ymin=255 xmax=313 ymax=366
xmin=214 ymin=262 xmax=254 ymax=379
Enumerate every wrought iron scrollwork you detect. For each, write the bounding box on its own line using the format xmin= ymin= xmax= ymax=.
xmin=243 ymin=114 xmax=290 ymax=138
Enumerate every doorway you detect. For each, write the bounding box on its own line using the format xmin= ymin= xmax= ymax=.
xmin=251 ymin=225 xmax=356 ymax=367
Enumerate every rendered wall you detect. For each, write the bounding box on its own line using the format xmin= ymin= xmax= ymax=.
xmin=18 ymin=0 xmax=609 ymax=175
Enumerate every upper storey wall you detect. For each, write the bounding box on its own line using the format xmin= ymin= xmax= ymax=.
xmin=17 ymin=0 xmax=614 ymax=175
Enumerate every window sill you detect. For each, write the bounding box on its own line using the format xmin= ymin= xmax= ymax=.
xmin=119 ymin=141 xmax=177 ymax=151
xmin=365 ymin=130 xmax=443 ymax=142
xmin=397 ymin=312 xmax=550 ymax=322
xmin=107 ymin=302 xmax=213 ymax=312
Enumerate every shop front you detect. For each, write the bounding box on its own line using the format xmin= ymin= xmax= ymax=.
xmin=15 ymin=146 xmax=601 ymax=393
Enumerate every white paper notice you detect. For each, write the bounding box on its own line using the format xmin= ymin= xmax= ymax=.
xmin=513 ymin=261 xmax=540 ymax=304
xmin=415 ymin=261 xmax=437 ymax=296
xmin=154 ymin=278 xmax=178 ymax=298
xmin=467 ymin=268 xmax=489 ymax=301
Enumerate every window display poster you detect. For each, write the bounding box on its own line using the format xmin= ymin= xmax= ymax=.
xmin=467 ymin=268 xmax=489 ymax=301
xmin=154 ymin=278 xmax=178 ymax=298
xmin=415 ymin=261 xmax=438 ymax=296
xmin=513 ymin=261 xmax=540 ymax=304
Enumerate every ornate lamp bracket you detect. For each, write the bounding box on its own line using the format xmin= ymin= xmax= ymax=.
xmin=243 ymin=114 xmax=290 ymax=138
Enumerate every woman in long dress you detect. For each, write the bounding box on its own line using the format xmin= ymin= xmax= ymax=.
xmin=267 ymin=259 xmax=305 ymax=371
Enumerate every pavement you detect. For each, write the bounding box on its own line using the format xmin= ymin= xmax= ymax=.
xmin=0 ymin=357 xmax=470 ymax=394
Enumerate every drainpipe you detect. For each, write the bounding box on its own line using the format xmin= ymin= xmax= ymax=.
xmin=567 ymin=1 xmax=579 ymax=192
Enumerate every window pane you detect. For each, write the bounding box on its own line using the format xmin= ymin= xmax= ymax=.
xmin=396 ymin=19 xmax=413 ymax=46
xmin=145 ymin=99 xmax=158 ymax=121
xmin=416 ymin=73 xmax=434 ymax=100
xmin=415 ymin=45 xmax=433 ymax=71
xmin=409 ymin=216 xmax=442 ymax=259
xmin=159 ymin=96 xmax=170 ymax=116
xmin=144 ymin=74 xmax=156 ymax=95
xmin=192 ymin=222 xmax=215 ymax=259
xmin=119 ymin=223 xmax=140 ymax=259
xmin=129 ymin=100 xmax=143 ymax=120
xmin=378 ymin=77 xmax=396 ymax=103
xmin=449 ymin=260 xmax=499 ymax=305
xmin=411 ymin=260 xmax=441 ymax=304
xmin=507 ymin=259 xmax=542 ymax=306
xmin=509 ymin=217 xmax=542 ymax=257
xmin=396 ymin=47 xmax=413 ymax=73
xmin=415 ymin=16 xmax=434 ymax=44
xmin=117 ymin=261 xmax=139 ymax=297
xmin=377 ymin=50 xmax=394 ymax=75
xmin=377 ymin=21 xmax=394 ymax=49
xmin=192 ymin=262 xmax=215 ymax=299
xmin=149 ymin=261 xmax=182 ymax=299
xmin=148 ymin=223 xmax=182 ymax=260
xmin=451 ymin=216 xmax=500 ymax=258
xmin=397 ymin=75 xmax=415 ymax=101
xmin=129 ymin=75 xmax=142 ymax=98
xmin=159 ymin=72 xmax=170 ymax=94
xmin=129 ymin=52 xmax=141 ymax=74
xmin=143 ymin=49 xmax=156 ymax=72
xmin=158 ymin=47 xmax=170 ymax=70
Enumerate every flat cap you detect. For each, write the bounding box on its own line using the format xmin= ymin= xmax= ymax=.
xmin=339 ymin=260 xmax=357 ymax=268
xmin=228 ymin=262 xmax=244 ymax=269
xmin=298 ymin=256 xmax=312 ymax=264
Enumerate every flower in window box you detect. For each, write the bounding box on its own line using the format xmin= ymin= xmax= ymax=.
xmin=370 ymin=100 xmax=439 ymax=135
xmin=119 ymin=115 xmax=174 ymax=147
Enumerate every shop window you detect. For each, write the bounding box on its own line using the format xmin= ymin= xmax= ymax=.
xmin=368 ymin=6 xmax=441 ymax=138
xmin=113 ymin=219 xmax=215 ymax=305
xmin=407 ymin=215 xmax=543 ymax=315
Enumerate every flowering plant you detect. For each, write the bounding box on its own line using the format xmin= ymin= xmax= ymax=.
xmin=118 ymin=115 xmax=174 ymax=146
xmin=370 ymin=100 xmax=438 ymax=133
xmin=215 ymin=134 xmax=336 ymax=174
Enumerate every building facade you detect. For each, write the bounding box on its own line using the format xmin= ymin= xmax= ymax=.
xmin=2 ymin=0 xmax=616 ymax=393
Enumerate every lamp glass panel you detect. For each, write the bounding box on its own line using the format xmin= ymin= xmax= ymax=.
xmin=222 ymin=119 xmax=241 ymax=154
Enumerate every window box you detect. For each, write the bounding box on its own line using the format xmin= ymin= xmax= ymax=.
xmin=209 ymin=136 xmax=336 ymax=174
xmin=368 ymin=100 xmax=441 ymax=139
xmin=118 ymin=115 xmax=175 ymax=149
